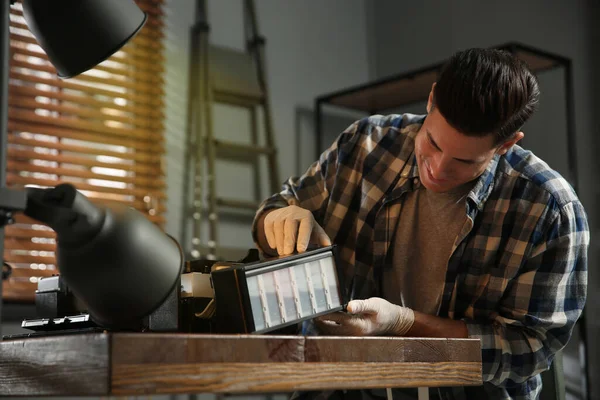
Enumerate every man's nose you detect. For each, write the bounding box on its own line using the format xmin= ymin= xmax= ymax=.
xmin=430 ymin=155 xmax=450 ymax=179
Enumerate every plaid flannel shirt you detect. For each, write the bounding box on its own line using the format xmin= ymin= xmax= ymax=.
xmin=252 ymin=114 xmax=589 ymax=399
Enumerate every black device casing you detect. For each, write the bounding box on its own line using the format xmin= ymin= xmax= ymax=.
xmin=211 ymin=245 xmax=344 ymax=334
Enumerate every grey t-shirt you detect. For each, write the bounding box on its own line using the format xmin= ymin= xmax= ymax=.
xmin=383 ymin=178 xmax=472 ymax=315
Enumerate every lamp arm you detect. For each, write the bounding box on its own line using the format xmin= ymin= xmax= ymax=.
xmin=0 ymin=187 xmax=27 ymax=227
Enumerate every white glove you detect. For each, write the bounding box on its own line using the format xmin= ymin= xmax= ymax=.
xmin=263 ymin=205 xmax=331 ymax=255
xmin=315 ymin=297 xmax=415 ymax=336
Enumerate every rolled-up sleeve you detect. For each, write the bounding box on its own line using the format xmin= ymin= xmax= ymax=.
xmin=465 ymin=200 xmax=589 ymax=387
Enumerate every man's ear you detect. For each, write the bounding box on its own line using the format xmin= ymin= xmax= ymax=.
xmin=496 ymin=131 xmax=524 ymax=155
xmin=427 ymin=83 xmax=436 ymax=113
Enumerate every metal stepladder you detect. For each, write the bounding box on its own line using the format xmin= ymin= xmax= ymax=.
xmin=181 ymin=0 xmax=280 ymax=261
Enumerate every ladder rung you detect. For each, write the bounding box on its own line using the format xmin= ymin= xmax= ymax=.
xmin=213 ymin=90 xmax=264 ymax=108
xmin=217 ymin=197 xmax=259 ymax=211
xmin=186 ymin=206 xmax=255 ymax=221
xmin=189 ymin=244 xmax=252 ymax=262
xmin=213 ymin=139 xmax=276 ymax=155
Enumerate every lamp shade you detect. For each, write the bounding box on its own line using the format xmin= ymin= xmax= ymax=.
xmin=22 ymin=0 xmax=147 ymax=78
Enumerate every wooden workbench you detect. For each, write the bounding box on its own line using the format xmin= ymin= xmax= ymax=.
xmin=0 ymin=333 xmax=482 ymax=396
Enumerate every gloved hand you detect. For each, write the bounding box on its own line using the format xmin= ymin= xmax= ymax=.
xmin=263 ymin=205 xmax=331 ymax=255
xmin=315 ymin=297 xmax=415 ymax=336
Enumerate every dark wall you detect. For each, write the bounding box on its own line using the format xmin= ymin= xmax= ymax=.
xmin=584 ymin=3 xmax=600 ymax=398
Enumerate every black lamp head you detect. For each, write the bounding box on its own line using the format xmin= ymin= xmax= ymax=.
xmin=24 ymin=184 xmax=183 ymax=328
xmin=22 ymin=0 xmax=147 ymax=78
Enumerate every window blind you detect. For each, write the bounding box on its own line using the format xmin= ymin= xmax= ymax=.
xmin=2 ymin=0 xmax=167 ymax=302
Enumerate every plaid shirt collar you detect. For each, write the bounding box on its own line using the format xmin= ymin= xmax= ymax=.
xmin=468 ymin=153 xmax=499 ymax=211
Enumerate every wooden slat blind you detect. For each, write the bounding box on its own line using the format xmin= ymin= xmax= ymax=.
xmin=2 ymin=0 xmax=167 ymax=302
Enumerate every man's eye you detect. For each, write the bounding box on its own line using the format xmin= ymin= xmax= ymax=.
xmin=428 ymin=137 xmax=438 ymax=149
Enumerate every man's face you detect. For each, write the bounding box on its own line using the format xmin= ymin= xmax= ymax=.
xmin=414 ymin=108 xmax=509 ymax=193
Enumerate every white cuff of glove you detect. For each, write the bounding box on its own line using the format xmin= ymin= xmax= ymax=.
xmin=391 ymin=305 xmax=415 ymax=336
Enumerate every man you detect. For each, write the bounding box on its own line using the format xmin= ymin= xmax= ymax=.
xmin=252 ymin=48 xmax=589 ymax=399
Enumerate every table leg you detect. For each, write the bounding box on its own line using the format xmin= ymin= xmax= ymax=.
xmin=418 ymin=387 xmax=429 ymax=400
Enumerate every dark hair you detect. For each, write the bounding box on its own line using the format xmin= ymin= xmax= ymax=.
xmin=432 ymin=48 xmax=540 ymax=144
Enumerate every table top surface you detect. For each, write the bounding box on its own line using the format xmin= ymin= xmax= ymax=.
xmin=0 ymin=332 xmax=482 ymax=396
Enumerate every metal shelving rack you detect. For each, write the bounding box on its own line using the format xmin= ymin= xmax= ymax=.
xmin=314 ymin=41 xmax=587 ymax=399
